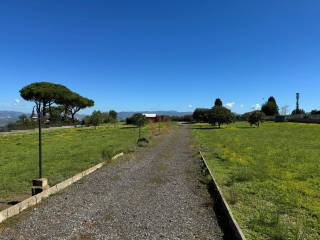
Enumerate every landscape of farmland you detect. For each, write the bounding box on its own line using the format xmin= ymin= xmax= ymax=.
xmin=193 ymin=122 xmax=320 ymax=240
xmin=1 ymin=1 xmax=320 ymax=239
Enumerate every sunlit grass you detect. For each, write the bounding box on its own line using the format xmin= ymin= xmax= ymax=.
xmin=193 ymin=122 xmax=320 ymax=240
xmin=0 ymin=124 xmax=150 ymax=201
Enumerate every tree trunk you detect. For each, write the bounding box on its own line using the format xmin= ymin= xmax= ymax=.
xmin=48 ymin=102 xmax=53 ymax=120
xmin=42 ymin=101 xmax=47 ymax=117
xmin=72 ymin=113 xmax=76 ymax=126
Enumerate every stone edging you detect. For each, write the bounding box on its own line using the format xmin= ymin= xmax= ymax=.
xmin=199 ymin=151 xmax=246 ymax=240
xmin=0 ymin=152 xmax=124 ymax=224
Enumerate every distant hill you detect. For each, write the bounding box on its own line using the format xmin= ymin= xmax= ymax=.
xmin=0 ymin=111 xmax=25 ymax=126
xmin=118 ymin=111 xmax=192 ymax=120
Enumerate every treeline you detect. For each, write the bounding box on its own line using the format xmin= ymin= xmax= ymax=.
xmin=244 ymin=96 xmax=320 ymax=124
xmin=170 ymin=100 xmax=236 ymax=126
xmin=191 ymin=98 xmax=264 ymax=127
xmin=191 ymin=95 xmax=320 ymax=127
xmin=82 ymin=110 xmax=118 ymax=128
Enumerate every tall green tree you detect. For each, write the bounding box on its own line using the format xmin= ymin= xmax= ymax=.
xmin=58 ymin=93 xmax=94 ymax=125
xmin=48 ymin=106 xmax=65 ymax=122
xmin=20 ymin=82 xmax=71 ymax=117
xmin=214 ymin=98 xmax=223 ymax=107
xmin=208 ymin=106 xmax=234 ymax=128
xmin=248 ymin=111 xmax=264 ymax=127
xmin=109 ymin=110 xmax=117 ymax=121
xmin=261 ymin=96 xmax=279 ymax=116
xmin=90 ymin=111 xmax=104 ymax=128
xmin=109 ymin=110 xmax=118 ymax=127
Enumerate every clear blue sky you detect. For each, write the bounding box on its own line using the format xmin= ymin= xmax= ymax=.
xmin=1 ymin=0 xmax=320 ymax=114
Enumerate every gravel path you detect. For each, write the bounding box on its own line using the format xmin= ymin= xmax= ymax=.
xmin=0 ymin=125 xmax=223 ymax=240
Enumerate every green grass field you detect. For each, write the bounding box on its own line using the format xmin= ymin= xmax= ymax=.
xmin=193 ymin=122 xmax=320 ymax=240
xmin=0 ymin=124 xmax=153 ymax=204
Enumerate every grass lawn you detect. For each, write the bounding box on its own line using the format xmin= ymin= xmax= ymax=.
xmin=0 ymin=124 xmax=154 ymax=204
xmin=193 ymin=122 xmax=320 ymax=240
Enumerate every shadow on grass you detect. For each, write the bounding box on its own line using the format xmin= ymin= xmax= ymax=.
xmin=192 ymin=127 xmax=223 ymax=130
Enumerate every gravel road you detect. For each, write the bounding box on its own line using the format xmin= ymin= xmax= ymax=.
xmin=0 ymin=125 xmax=223 ymax=240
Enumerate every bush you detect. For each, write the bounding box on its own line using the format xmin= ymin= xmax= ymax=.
xmin=126 ymin=113 xmax=147 ymax=126
xmin=248 ymin=111 xmax=264 ymax=127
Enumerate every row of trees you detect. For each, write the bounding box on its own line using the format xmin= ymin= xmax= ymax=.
xmin=192 ymin=95 xmax=313 ymax=128
xmin=193 ymin=98 xmax=266 ymax=127
xmin=83 ymin=110 xmax=118 ymax=128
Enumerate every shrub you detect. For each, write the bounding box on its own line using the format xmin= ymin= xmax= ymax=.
xmin=248 ymin=111 xmax=264 ymax=127
xmin=126 ymin=113 xmax=147 ymax=126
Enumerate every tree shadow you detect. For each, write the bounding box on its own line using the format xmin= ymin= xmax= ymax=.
xmin=192 ymin=127 xmax=223 ymax=130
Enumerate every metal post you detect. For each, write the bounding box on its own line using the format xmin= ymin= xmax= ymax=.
xmin=38 ymin=114 xmax=42 ymax=179
xmin=139 ymin=126 xmax=141 ymax=139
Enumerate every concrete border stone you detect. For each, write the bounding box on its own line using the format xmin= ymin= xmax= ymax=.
xmin=200 ymin=151 xmax=246 ymax=240
xmin=0 ymin=152 xmax=124 ymax=224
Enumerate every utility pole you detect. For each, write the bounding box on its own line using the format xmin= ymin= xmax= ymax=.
xmin=296 ymin=93 xmax=300 ymax=111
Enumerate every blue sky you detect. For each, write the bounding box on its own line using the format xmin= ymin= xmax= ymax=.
xmin=1 ymin=0 xmax=320 ymax=114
